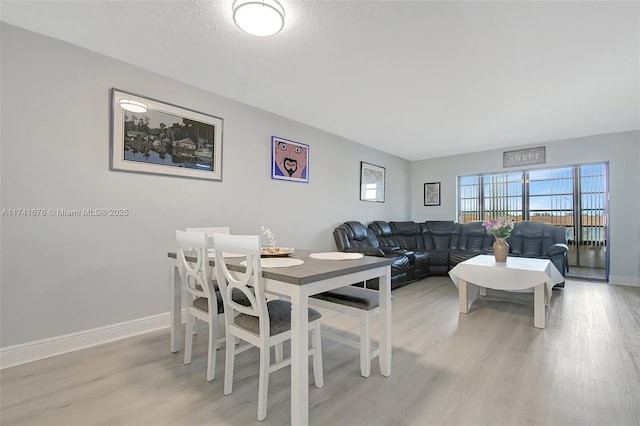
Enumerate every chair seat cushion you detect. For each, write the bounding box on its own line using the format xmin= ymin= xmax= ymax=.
xmin=193 ymin=295 xmax=221 ymax=314
xmin=235 ymin=299 xmax=321 ymax=336
xmin=193 ymin=290 xmax=252 ymax=314
xmin=195 ymin=278 xmax=219 ymax=292
xmin=311 ymin=286 xmax=379 ymax=311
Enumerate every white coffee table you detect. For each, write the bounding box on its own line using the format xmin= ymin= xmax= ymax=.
xmin=448 ymin=255 xmax=564 ymax=328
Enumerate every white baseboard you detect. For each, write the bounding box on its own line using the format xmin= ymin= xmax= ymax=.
xmin=0 ymin=311 xmax=176 ymax=370
xmin=609 ymin=275 xmax=640 ymax=287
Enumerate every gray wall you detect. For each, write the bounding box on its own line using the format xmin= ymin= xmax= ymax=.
xmin=0 ymin=24 xmax=411 ymax=347
xmin=411 ymin=131 xmax=640 ymax=286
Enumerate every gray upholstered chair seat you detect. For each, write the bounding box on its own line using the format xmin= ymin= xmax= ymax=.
xmin=311 ymin=286 xmax=379 ymax=311
xmin=195 ymin=279 xmax=220 ymax=292
xmin=235 ymin=299 xmax=322 ymax=336
xmin=193 ymin=293 xmax=223 ymax=315
xmin=194 ymin=290 xmax=252 ymax=314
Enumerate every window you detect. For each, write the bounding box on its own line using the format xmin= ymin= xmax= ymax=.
xmin=458 ymin=172 xmax=524 ymax=223
xmin=528 ymin=167 xmax=574 ymax=226
xmin=482 ymin=172 xmax=523 ymax=222
xmin=459 ymin=175 xmax=481 ymax=222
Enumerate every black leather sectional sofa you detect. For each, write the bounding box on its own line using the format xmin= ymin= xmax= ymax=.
xmin=333 ymin=220 xmax=569 ymax=290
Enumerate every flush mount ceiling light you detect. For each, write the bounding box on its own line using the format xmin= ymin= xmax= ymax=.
xmin=232 ymin=0 xmax=285 ymax=37
xmin=119 ymin=99 xmax=148 ymax=113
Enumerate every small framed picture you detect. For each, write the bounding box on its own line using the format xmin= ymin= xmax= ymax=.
xmin=360 ymin=162 xmax=385 ymax=202
xmin=424 ymin=182 xmax=441 ymax=206
xmin=271 ymin=136 xmax=309 ymax=183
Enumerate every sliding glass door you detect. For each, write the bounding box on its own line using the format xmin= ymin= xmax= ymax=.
xmin=458 ymin=162 xmax=609 ymax=281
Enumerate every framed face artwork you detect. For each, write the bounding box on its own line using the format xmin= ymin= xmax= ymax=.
xmin=271 ymin=136 xmax=309 ymax=183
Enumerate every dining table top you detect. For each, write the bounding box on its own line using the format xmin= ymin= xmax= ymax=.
xmin=167 ymin=249 xmax=394 ymax=286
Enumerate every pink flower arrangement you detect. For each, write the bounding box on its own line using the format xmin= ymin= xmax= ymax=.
xmin=482 ymin=217 xmax=515 ymax=238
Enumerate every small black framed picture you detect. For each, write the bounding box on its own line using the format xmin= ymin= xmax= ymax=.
xmin=360 ymin=162 xmax=385 ymax=202
xmin=424 ymin=182 xmax=441 ymax=206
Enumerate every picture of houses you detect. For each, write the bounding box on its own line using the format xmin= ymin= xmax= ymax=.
xmin=122 ymin=109 xmax=215 ymax=171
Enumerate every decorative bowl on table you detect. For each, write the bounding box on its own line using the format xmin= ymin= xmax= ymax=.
xmin=261 ymin=247 xmax=295 ymax=257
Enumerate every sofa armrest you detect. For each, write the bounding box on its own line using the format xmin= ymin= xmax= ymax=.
xmin=345 ymin=247 xmax=385 ymax=257
xmin=380 ymin=247 xmax=404 ymax=256
xmin=333 ymin=227 xmax=350 ymax=252
xmin=548 ymin=243 xmax=569 ymax=257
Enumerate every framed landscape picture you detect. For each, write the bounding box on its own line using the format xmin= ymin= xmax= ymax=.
xmin=271 ymin=136 xmax=309 ymax=183
xmin=424 ymin=182 xmax=441 ymax=206
xmin=110 ymin=88 xmax=223 ymax=180
xmin=360 ymin=162 xmax=385 ymax=202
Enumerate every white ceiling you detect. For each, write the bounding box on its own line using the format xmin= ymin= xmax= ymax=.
xmin=2 ymin=0 xmax=639 ymax=160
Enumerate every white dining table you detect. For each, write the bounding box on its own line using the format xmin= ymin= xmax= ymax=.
xmin=168 ymin=249 xmax=393 ymax=425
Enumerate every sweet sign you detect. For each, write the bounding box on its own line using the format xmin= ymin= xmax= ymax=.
xmin=503 ymin=146 xmax=546 ymax=168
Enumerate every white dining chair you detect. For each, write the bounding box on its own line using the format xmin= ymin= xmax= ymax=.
xmin=185 ymin=226 xmax=230 ymax=250
xmin=212 ymin=233 xmax=324 ymax=421
xmin=310 ymin=286 xmax=380 ymax=377
xmin=184 ymin=227 xmax=230 ymax=344
xmin=175 ymin=230 xmax=225 ymax=381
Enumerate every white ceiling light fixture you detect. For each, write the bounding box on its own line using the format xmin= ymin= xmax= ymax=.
xmin=119 ymin=99 xmax=148 ymax=113
xmin=232 ymin=0 xmax=285 ymax=37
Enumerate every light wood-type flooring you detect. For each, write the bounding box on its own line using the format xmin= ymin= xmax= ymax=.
xmin=2 ymin=277 xmax=639 ymax=426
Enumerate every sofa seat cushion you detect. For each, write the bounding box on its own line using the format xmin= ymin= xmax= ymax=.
xmin=413 ymin=249 xmax=429 ymax=264
xmin=388 ymin=253 xmax=410 ymax=275
xmin=409 ymin=249 xmax=429 ymax=280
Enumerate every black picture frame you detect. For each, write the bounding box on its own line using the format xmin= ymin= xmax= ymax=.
xmin=424 ymin=182 xmax=441 ymax=206
xmin=360 ymin=162 xmax=385 ymax=202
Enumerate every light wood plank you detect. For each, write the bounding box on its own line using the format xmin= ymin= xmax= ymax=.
xmin=2 ymin=277 xmax=639 ymax=426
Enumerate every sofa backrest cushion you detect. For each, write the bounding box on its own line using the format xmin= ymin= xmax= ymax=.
xmin=336 ymin=221 xmax=380 ymax=250
xmin=507 ymin=221 xmax=565 ymax=256
xmin=420 ymin=221 xmax=456 ymax=249
xmin=452 ymin=221 xmax=493 ymax=251
xmin=345 ymin=221 xmax=369 ymax=241
xmin=389 ymin=221 xmax=423 ymax=250
xmin=369 ymin=221 xmax=400 ymax=249
xmin=389 ymin=221 xmax=419 ymax=236
xmin=370 ymin=221 xmax=392 ymax=237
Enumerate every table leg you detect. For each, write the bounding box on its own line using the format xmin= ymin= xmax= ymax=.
xmin=534 ymin=283 xmax=545 ymax=328
xmin=459 ymin=279 xmax=470 ymax=314
xmin=171 ymin=262 xmax=182 ymax=353
xmin=479 ymin=287 xmax=487 ymax=297
xmin=379 ymin=265 xmax=392 ymax=377
xmin=290 ymin=290 xmax=309 ymax=425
